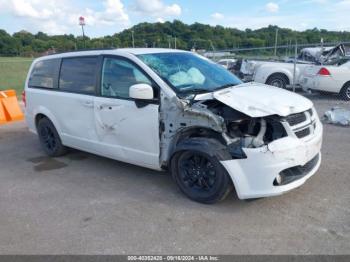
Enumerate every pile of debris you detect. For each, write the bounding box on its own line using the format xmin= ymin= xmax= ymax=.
xmin=323 ymin=107 xmax=350 ymax=126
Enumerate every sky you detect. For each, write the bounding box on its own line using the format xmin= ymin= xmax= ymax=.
xmin=0 ymin=0 xmax=350 ymax=37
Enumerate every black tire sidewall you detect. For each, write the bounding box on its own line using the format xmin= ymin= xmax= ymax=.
xmin=37 ymin=118 xmax=66 ymax=157
xmin=171 ymin=149 xmax=232 ymax=204
xmin=340 ymin=84 xmax=350 ymax=101
xmin=267 ymin=74 xmax=288 ymax=89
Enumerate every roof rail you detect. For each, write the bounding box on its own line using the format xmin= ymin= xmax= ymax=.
xmin=46 ymin=47 xmax=118 ymax=56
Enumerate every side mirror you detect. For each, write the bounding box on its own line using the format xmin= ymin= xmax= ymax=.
xmin=129 ymin=83 xmax=154 ymax=100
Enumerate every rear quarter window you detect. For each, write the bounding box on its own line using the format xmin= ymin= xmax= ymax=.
xmin=59 ymin=56 xmax=98 ymax=95
xmin=28 ymin=59 xmax=60 ymax=89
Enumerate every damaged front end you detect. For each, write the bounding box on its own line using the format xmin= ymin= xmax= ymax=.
xmin=202 ymin=99 xmax=288 ymax=157
xmin=160 ymin=94 xmax=293 ymax=165
xmin=160 ymin=88 xmax=323 ymax=200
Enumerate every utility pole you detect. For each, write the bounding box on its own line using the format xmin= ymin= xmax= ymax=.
xmin=209 ymin=40 xmax=215 ymax=52
xmin=168 ymin=35 xmax=171 ymax=48
xmin=131 ymin=30 xmax=135 ymax=48
xmin=274 ymin=28 xmax=278 ymax=57
xmin=292 ymin=40 xmax=298 ymax=93
xmin=209 ymin=40 xmax=216 ymax=61
xmin=289 ymin=39 xmax=292 ymax=56
xmin=320 ymin=38 xmax=324 ymax=65
xmin=79 ymin=16 xmax=86 ymax=49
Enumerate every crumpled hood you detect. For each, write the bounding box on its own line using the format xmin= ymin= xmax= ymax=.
xmin=212 ymin=83 xmax=313 ymax=117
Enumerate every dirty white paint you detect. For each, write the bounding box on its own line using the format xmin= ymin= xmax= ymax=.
xmin=300 ymin=62 xmax=350 ymax=94
xmin=24 ymin=48 xmax=324 ymax=200
xmin=213 ymin=82 xmax=313 ymax=117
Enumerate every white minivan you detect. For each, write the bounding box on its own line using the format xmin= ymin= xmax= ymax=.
xmin=24 ymin=48 xmax=323 ymax=203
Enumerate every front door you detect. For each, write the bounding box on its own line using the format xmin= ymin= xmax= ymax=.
xmin=94 ymin=56 xmax=160 ymax=169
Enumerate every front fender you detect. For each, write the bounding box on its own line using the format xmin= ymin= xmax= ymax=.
xmin=172 ymin=137 xmax=232 ymax=161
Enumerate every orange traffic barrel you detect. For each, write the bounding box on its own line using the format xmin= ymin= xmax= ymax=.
xmin=0 ymin=90 xmax=24 ymax=124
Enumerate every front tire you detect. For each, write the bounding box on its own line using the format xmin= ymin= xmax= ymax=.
xmin=37 ymin=118 xmax=68 ymax=157
xmin=340 ymin=83 xmax=350 ymax=101
xmin=171 ymin=149 xmax=233 ymax=204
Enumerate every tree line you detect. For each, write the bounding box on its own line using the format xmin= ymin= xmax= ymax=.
xmin=1 ymin=20 xmax=350 ymax=57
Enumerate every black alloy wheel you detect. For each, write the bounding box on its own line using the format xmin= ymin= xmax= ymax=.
xmin=37 ymin=118 xmax=67 ymax=157
xmin=178 ymin=151 xmax=217 ymax=191
xmin=171 ymin=147 xmax=233 ymax=204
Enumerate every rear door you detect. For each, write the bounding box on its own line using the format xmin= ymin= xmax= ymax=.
xmin=93 ymin=56 xmax=160 ymax=169
xmin=56 ymin=56 xmax=99 ymax=151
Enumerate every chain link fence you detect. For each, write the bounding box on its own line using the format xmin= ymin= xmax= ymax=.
xmin=0 ymin=44 xmax=349 ymax=125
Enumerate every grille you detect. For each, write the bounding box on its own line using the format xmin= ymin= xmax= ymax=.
xmin=284 ymin=109 xmax=316 ymax=139
xmin=295 ymin=128 xmax=311 ymax=138
xmin=286 ymin=112 xmax=307 ymax=126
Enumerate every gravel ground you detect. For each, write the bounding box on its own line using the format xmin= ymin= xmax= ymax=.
xmin=0 ymin=94 xmax=349 ymax=255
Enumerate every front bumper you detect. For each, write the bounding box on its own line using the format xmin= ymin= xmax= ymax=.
xmin=221 ymin=119 xmax=323 ymax=200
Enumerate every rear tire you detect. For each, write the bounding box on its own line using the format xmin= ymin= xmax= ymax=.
xmin=37 ymin=118 xmax=68 ymax=157
xmin=266 ymin=74 xmax=289 ymax=89
xmin=171 ymin=148 xmax=233 ymax=204
xmin=339 ymin=83 xmax=350 ymax=101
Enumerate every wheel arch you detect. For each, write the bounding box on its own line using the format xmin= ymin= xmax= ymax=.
xmin=265 ymin=72 xmax=291 ymax=85
xmin=340 ymin=80 xmax=350 ymax=100
xmin=166 ymin=127 xmax=229 ymax=168
xmin=341 ymin=80 xmax=350 ymax=91
xmin=35 ymin=113 xmax=48 ymax=127
xmin=33 ymin=106 xmax=62 ymax=135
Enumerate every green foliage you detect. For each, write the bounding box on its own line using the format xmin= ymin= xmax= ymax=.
xmin=1 ymin=22 xmax=350 ymax=57
xmin=0 ymin=57 xmax=33 ymax=94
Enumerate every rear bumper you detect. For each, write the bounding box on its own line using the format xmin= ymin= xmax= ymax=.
xmin=221 ymin=120 xmax=323 ymax=199
xmin=300 ymin=75 xmax=341 ymax=93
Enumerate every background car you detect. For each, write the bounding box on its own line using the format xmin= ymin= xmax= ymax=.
xmin=300 ymin=60 xmax=350 ymax=100
xmin=217 ymin=59 xmax=237 ymax=70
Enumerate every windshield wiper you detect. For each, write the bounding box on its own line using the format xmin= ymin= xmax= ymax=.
xmin=179 ymin=88 xmax=211 ymax=95
xmin=213 ymin=83 xmax=238 ymax=91
xmin=178 ymin=88 xmax=212 ymax=105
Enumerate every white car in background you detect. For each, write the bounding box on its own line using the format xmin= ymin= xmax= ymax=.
xmin=241 ymin=60 xmax=311 ymax=88
xmin=301 ymin=60 xmax=350 ymax=100
xmin=240 ymin=44 xmax=349 ymax=89
xmin=217 ymin=59 xmax=237 ymax=69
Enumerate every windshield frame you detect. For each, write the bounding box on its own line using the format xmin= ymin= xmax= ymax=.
xmin=136 ymin=51 xmax=242 ymax=97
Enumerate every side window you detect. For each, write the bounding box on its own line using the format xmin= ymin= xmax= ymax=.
xmin=59 ymin=57 xmax=98 ymax=95
xmin=28 ymin=59 xmax=60 ymax=89
xmin=101 ymin=57 xmax=154 ymax=99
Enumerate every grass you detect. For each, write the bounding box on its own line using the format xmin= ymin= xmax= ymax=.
xmin=0 ymin=57 xmax=34 ymax=96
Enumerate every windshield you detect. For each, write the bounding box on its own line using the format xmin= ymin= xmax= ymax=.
xmin=137 ymin=52 xmax=242 ymax=95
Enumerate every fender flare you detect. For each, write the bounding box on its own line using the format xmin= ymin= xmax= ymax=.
xmin=171 ymin=137 xmax=232 ymax=161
